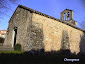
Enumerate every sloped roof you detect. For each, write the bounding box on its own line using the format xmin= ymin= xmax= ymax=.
xmin=14 ymin=5 xmax=85 ymax=32
xmin=0 ymin=30 xmax=6 ymax=31
xmin=65 ymin=9 xmax=73 ymax=11
xmin=61 ymin=9 xmax=74 ymax=14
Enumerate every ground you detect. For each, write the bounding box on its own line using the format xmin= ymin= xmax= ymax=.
xmin=0 ymin=50 xmax=85 ymax=64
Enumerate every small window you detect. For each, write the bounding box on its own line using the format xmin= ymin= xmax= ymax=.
xmin=67 ymin=12 xmax=70 ymax=20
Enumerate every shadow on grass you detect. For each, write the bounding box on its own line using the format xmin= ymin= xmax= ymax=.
xmin=0 ymin=49 xmax=85 ymax=64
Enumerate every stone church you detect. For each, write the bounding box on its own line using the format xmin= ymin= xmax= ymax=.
xmin=3 ymin=5 xmax=85 ymax=54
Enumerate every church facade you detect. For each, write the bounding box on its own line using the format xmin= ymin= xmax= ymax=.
xmin=4 ymin=5 xmax=85 ymax=54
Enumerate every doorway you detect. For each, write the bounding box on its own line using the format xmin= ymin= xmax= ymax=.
xmin=13 ymin=27 xmax=17 ymax=48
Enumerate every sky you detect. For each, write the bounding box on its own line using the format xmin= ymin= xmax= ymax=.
xmin=0 ymin=0 xmax=85 ymax=30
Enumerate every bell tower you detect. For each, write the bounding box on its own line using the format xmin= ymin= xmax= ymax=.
xmin=61 ymin=9 xmax=77 ymax=26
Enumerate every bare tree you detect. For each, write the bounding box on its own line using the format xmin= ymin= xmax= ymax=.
xmin=80 ymin=22 xmax=85 ymax=30
xmin=0 ymin=0 xmax=19 ymax=19
xmin=0 ymin=0 xmax=19 ymax=8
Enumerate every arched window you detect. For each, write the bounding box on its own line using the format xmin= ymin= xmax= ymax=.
xmin=64 ymin=13 xmax=66 ymax=21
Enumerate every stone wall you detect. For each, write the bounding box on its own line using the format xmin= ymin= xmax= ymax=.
xmin=4 ymin=7 xmax=44 ymax=51
xmin=32 ymin=13 xmax=85 ymax=54
xmin=4 ymin=7 xmax=33 ymax=50
xmin=61 ymin=30 xmax=70 ymax=50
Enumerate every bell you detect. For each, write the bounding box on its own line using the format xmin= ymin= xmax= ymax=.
xmin=67 ymin=14 xmax=70 ymax=17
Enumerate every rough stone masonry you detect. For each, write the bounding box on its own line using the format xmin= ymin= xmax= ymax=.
xmin=3 ymin=5 xmax=85 ymax=54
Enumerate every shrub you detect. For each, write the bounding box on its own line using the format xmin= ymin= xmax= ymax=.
xmin=0 ymin=50 xmax=23 ymax=54
xmin=14 ymin=44 xmax=21 ymax=51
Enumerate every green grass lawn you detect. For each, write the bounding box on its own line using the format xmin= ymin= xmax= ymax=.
xmin=0 ymin=50 xmax=23 ymax=54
